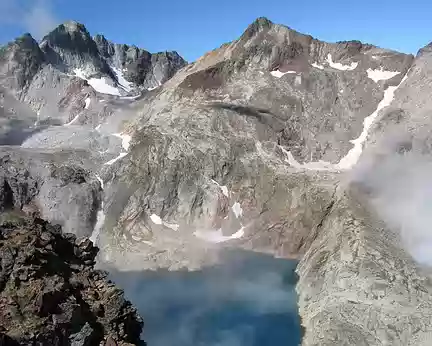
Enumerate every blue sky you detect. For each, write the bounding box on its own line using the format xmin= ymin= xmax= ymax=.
xmin=0 ymin=0 xmax=431 ymax=62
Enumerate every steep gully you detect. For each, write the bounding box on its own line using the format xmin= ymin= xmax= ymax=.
xmin=275 ymin=60 xmax=409 ymax=171
xmin=89 ymin=132 xmax=132 ymax=245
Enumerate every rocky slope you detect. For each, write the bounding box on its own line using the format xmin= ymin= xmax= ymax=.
xmin=0 ymin=213 xmax=143 ymax=345
xmin=2 ymin=16 xmax=432 ymax=345
xmin=295 ymin=38 xmax=432 ymax=346
xmin=296 ymin=182 xmax=432 ymax=346
xmin=90 ymin=17 xmax=414 ymax=270
xmin=0 ymin=148 xmax=102 ymax=237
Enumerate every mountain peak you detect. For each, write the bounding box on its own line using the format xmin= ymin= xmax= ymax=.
xmin=242 ymin=17 xmax=274 ymax=40
xmin=3 ymin=33 xmax=41 ymax=55
xmin=62 ymin=20 xmax=87 ymax=34
xmin=16 ymin=33 xmax=36 ymax=43
xmin=417 ymin=42 xmax=432 ymax=58
xmin=41 ymin=20 xmax=92 ymax=46
xmin=252 ymin=17 xmax=273 ymax=28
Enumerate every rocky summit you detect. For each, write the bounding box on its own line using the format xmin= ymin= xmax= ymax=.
xmin=0 ymin=213 xmax=143 ymax=345
xmin=1 ymin=15 xmax=432 ymax=345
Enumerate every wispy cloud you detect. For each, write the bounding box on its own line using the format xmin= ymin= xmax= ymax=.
xmin=22 ymin=0 xmax=58 ymax=39
xmin=0 ymin=0 xmax=58 ymax=39
xmin=103 ymin=250 xmax=301 ymax=345
xmin=351 ymin=130 xmax=432 ymax=267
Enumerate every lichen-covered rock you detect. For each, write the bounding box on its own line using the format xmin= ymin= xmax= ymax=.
xmin=0 ymin=214 xmax=144 ymax=346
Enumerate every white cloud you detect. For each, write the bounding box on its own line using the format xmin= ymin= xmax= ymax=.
xmin=352 ymin=151 xmax=432 ymax=267
xmin=23 ymin=0 xmax=58 ymax=39
xmin=0 ymin=0 xmax=59 ymax=39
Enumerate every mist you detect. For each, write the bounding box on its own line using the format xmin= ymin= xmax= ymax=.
xmin=0 ymin=0 xmax=58 ymax=39
xmin=351 ymin=147 xmax=432 ymax=267
xmin=103 ymin=250 xmax=301 ymax=346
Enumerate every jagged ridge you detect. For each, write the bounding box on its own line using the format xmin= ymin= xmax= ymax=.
xmin=0 ymin=213 xmax=144 ymax=345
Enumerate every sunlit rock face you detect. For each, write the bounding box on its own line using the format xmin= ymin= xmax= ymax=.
xmin=3 ymin=15 xmax=432 ymax=346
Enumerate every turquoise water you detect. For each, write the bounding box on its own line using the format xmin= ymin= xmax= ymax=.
xmin=109 ymin=250 xmax=302 ymax=346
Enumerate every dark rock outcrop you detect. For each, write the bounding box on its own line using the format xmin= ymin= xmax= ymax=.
xmin=40 ymin=20 xmax=111 ymax=76
xmin=0 ymin=214 xmax=144 ymax=345
xmin=94 ymin=34 xmax=187 ymax=89
xmin=0 ymin=34 xmax=45 ymax=97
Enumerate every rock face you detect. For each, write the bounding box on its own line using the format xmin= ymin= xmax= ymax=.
xmin=90 ymin=17 xmax=413 ymax=270
xmin=294 ymin=39 xmax=432 ymax=345
xmin=0 ymin=213 xmax=143 ymax=345
xmin=0 ymin=21 xmax=186 ymax=129
xmin=296 ymin=182 xmax=432 ymax=346
xmin=94 ymin=34 xmax=187 ymax=89
xmin=0 ymin=148 xmax=102 ymax=238
xmin=40 ymin=21 xmax=112 ymax=76
xmin=3 ymin=16 xmax=432 ymax=345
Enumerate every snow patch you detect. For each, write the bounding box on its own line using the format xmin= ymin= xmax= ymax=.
xmin=326 ymin=54 xmax=358 ymax=71
xmin=194 ymin=227 xmax=245 ymax=243
xmin=164 ymin=222 xmax=180 ymax=231
xmin=150 ymin=214 xmax=163 ymax=225
xmin=211 ymin=179 xmax=229 ymax=197
xmin=149 ymin=214 xmax=179 ymax=230
xmin=89 ymin=207 xmax=105 ymax=245
xmin=232 ymin=202 xmax=243 ymax=218
xmin=104 ymin=152 xmax=128 ymax=165
xmin=95 ymin=174 xmax=104 ymax=189
xmin=114 ymin=133 xmax=132 ymax=151
xmin=367 ymin=68 xmax=401 ymax=82
xmin=220 ymin=186 xmax=229 ymax=197
xmin=84 ymin=97 xmax=91 ymax=109
xmin=74 ymin=68 xmax=121 ymax=96
xmin=270 ymin=70 xmax=297 ymax=78
xmin=311 ymin=62 xmax=325 ymax=70
xmin=336 ymin=76 xmax=406 ymax=169
xmin=90 ymin=173 xmax=105 ymax=245
xmin=111 ymin=66 xmax=133 ymax=92
xmin=87 ymin=77 xmax=121 ymax=96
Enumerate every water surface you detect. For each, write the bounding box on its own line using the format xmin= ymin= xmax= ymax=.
xmin=109 ymin=250 xmax=302 ymax=346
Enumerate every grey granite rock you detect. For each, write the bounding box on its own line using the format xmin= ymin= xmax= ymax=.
xmin=94 ymin=34 xmax=187 ymax=89
xmin=296 ymin=181 xmax=432 ymax=346
xmin=0 ymin=33 xmax=45 ymax=98
xmin=0 ymin=148 xmax=101 ymax=238
xmin=40 ymin=21 xmax=112 ymax=77
xmin=0 ymin=21 xmax=186 ymax=130
xmin=90 ymin=17 xmax=413 ymax=271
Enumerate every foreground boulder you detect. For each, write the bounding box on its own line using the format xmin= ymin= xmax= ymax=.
xmin=0 ymin=213 xmax=144 ymax=346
